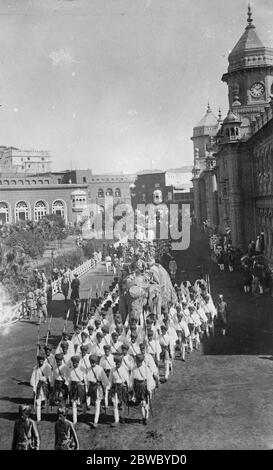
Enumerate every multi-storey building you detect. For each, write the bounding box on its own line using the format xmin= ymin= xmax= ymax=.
xmin=192 ymin=6 xmax=273 ymax=260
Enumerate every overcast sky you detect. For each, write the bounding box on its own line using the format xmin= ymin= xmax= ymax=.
xmin=0 ymin=0 xmax=272 ymax=174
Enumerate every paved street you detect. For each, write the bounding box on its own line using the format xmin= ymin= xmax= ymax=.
xmin=1 ymin=229 xmax=273 ymax=450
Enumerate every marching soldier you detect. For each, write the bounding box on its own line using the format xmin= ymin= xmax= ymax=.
xmin=44 ymin=344 xmax=55 ymax=369
xmin=52 ymin=353 xmax=70 ymax=408
xmin=128 ymin=331 xmax=141 ymax=358
xmin=131 ymin=354 xmax=154 ymax=425
xmin=71 ymin=325 xmax=82 ymax=353
xmin=121 ymin=343 xmax=135 ymax=374
xmin=110 ymin=331 xmax=123 ymax=355
xmin=108 ymin=355 xmax=130 ymax=426
xmin=139 ymin=343 xmax=158 ymax=389
xmin=54 ymin=407 xmax=79 ymax=450
xmin=30 ymin=353 xmax=52 ymax=421
xmin=80 ymin=330 xmax=92 ymax=353
xmin=189 ymin=305 xmax=201 ymax=349
xmin=56 ymin=332 xmax=74 ymax=357
xmin=69 ymin=356 xmax=87 ymax=424
xmin=146 ymin=329 xmax=162 ymax=366
xmin=86 ymin=355 xmax=109 ymax=428
xmin=159 ymin=324 xmax=172 ymax=382
xmin=12 ymin=405 xmax=40 ymax=450
xmin=79 ymin=344 xmax=91 ymax=406
xmin=90 ymin=331 xmax=105 ymax=358
xmin=100 ymin=345 xmax=115 ymax=408
xmin=60 ymin=341 xmax=72 ymax=367
xmin=174 ymin=310 xmax=190 ymax=361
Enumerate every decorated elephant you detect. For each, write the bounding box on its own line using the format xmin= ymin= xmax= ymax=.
xmin=118 ymin=262 xmax=177 ymax=323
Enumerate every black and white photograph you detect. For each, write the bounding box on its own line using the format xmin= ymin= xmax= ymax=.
xmin=0 ymin=0 xmax=273 ymax=457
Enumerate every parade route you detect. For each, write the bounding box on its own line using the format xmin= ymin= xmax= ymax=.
xmin=1 ymin=230 xmax=273 ymax=450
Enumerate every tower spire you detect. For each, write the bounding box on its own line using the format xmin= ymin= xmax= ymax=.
xmin=246 ymin=3 xmax=255 ymax=29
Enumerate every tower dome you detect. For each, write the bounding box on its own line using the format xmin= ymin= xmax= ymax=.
xmin=226 ymin=4 xmax=273 ymax=74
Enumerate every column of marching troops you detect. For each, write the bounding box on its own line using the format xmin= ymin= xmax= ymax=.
xmin=12 ymin=242 xmax=228 ymax=450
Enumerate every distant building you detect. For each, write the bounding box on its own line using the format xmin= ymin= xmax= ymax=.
xmin=165 ymin=166 xmax=193 ymax=190
xmin=0 ymin=147 xmax=52 ymax=174
xmin=131 ymin=171 xmax=167 ymax=207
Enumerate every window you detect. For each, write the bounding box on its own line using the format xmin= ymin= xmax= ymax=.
xmin=38 ymin=180 xmax=43 ymax=184
xmin=98 ymin=188 xmax=104 ymax=198
xmin=25 ymin=180 xmax=30 ymax=185
xmin=106 ymin=188 xmax=113 ymax=196
xmin=18 ymin=180 xmax=24 ymax=185
xmin=155 ymin=183 xmax=160 ymax=188
xmin=3 ymin=180 xmax=9 ymax=185
xmin=27 ymin=157 xmax=30 ymax=161
xmin=83 ymin=177 xmax=87 ymax=183
xmin=58 ymin=179 xmax=61 ymax=184
xmin=44 ymin=180 xmax=49 ymax=184
xmin=32 ymin=180 xmax=37 ymax=184
xmin=52 ymin=200 xmax=66 ymax=220
xmin=28 ymin=164 xmax=31 ymax=168
xmin=34 ymin=200 xmax=48 ymax=221
xmin=0 ymin=202 xmax=9 ymax=225
xmin=115 ymin=188 xmax=121 ymax=197
xmin=142 ymin=193 xmax=146 ymax=202
xmin=15 ymin=201 xmax=30 ymax=221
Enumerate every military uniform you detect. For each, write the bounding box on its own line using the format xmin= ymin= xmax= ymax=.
xmin=30 ymin=355 xmax=52 ymax=421
xmin=108 ymin=357 xmax=130 ymax=426
xmin=86 ymin=356 xmax=109 ymax=427
xmin=55 ymin=408 xmax=79 ymax=450
xmin=12 ymin=405 xmax=40 ymax=450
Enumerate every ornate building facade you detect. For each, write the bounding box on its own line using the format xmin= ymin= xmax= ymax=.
xmin=192 ymin=6 xmax=273 ymax=259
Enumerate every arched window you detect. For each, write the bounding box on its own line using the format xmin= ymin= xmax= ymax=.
xmin=25 ymin=180 xmax=30 ymax=185
xmin=3 ymin=180 xmax=9 ymax=185
xmin=34 ymin=200 xmax=48 ymax=221
xmin=32 ymin=180 xmax=37 ymax=185
xmin=15 ymin=201 xmax=30 ymax=221
xmin=38 ymin=180 xmax=43 ymax=184
xmin=18 ymin=180 xmax=24 ymax=185
xmin=0 ymin=202 xmax=10 ymax=225
xmin=52 ymin=199 xmax=66 ymax=220
xmin=106 ymin=188 xmax=113 ymax=196
xmin=10 ymin=180 xmax=16 ymax=185
xmin=115 ymin=188 xmax=121 ymax=197
xmin=98 ymin=188 xmax=104 ymax=198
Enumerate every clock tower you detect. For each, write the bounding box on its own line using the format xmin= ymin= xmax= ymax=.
xmin=221 ymin=5 xmax=273 ymax=139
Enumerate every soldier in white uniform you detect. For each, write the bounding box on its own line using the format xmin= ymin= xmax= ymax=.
xmin=159 ymin=325 xmax=172 ymax=382
xmin=68 ymin=355 xmax=87 ymax=424
xmin=30 ymin=353 xmax=52 ymax=421
xmin=131 ymin=354 xmax=154 ymax=425
xmin=100 ymin=345 xmax=115 ymax=408
xmin=108 ymin=355 xmax=130 ymax=426
xmin=86 ymin=355 xmax=109 ymax=428
xmin=52 ymin=353 xmax=70 ymax=408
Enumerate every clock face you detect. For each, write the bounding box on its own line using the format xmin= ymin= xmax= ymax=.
xmin=250 ymin=82 xmax=265 ymax=98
